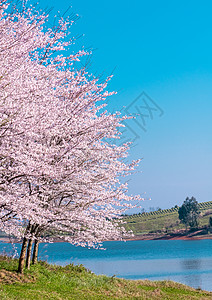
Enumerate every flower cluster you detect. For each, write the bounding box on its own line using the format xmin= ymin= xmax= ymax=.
xmin=0 ymin=0 xmax=142 ymax=249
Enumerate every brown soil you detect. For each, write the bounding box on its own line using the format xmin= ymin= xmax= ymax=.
xmin=126 ymin=228 xmax=212 ymax=241
xmin=1 ymin=229 xmax=212 ymax=244
xmin=0 ymin=269 xmax=35 ymax=284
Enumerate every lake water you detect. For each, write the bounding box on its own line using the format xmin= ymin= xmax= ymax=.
xmin=0 ymin=239 xmax=212 ymax=292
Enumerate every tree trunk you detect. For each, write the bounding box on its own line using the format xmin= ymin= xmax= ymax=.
xmin=18 ymin=237 xmax=28 ymax=274
xmin=32 ymin=239 xmax=39 ymax=264
xmin=25 ymin=239 xmax=33 ymax=269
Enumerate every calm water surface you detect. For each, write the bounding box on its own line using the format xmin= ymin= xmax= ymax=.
xmin=1 ymin=239 xmax=212 ymax=291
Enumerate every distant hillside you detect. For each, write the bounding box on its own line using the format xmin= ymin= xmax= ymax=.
xmin=1 ymin=201 xmax=212 ymax=242
xmin=123 ymin=201 xmax=212 ymax=236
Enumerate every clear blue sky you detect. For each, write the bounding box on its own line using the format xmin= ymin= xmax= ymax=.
xmin=39 ymin=0 xmax=212 ymax=212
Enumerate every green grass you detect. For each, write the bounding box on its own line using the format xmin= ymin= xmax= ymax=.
xmin=123 ymin=201 xmax=212 ymax=235
xmin=0 ymin=256 xmax=211 ymax=299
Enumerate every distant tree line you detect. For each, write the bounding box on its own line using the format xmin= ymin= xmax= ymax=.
xmin=178 ymin=197 xmax=212 ymax=231
xmin=123 ymin=198 xmax=212 ymax=233
xmin=178 ymin=197 xmax=200 ymax=229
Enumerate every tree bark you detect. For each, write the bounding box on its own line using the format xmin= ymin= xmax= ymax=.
xmin=32 ymin=239 xmax=39 ymax=264
xmin=25 ymin=239 xmax=33 ymax=269
xmin=18 ymin=236 xmax=28 ymax=274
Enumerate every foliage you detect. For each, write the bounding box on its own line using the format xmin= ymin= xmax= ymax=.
xmin=209 ymin=217 xmax=212 ymax=228
xmin=178 ymin=197 xmax=200 ymax=229
xmin=0 ymin=256 xmax=211 ymax=299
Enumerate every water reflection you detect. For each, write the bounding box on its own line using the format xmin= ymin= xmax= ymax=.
xmin=182 ymin=259 xmax=201 ymax=270
xmin=181 ymin=259 xmax=202 ymax=289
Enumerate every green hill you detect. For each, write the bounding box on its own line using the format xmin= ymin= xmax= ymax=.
xmin=0 ymin=256 xmax=211 ymax=299
xmin=123 ymin=201 xmax=212 ymax=236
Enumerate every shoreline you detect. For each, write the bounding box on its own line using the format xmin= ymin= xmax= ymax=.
xmin=126 ymin=230 xmax=212 ymax=241
xmin=1 ymin=232 xmax=212 ymax=244
xmin=126 ymin=234 xmax=212 ymax=241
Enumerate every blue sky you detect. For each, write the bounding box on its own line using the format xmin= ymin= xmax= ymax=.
xmin=39 ymin=0 xmax=212 ymax=211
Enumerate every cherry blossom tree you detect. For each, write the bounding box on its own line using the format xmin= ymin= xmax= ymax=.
xmin=0 ymin=0 xmax=142 ymax=273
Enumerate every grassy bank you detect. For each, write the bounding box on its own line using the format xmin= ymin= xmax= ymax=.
xmin=123 ymin=201 xmax=212 ymax=237
xmin=0 ymin=256 xmax=211 ymax=299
